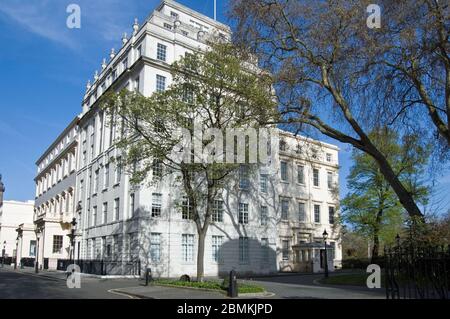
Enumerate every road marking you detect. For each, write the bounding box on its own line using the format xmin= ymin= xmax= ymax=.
xmin=107 ymin=288 xmax=141 ymax=299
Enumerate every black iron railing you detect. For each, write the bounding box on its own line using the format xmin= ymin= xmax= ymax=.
xmin=385 ymin=245 xmax=450 ymax=299
xmin=56 ymin=259 xmax=141 ymax=276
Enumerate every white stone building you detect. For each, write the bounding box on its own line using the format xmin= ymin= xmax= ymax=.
xmin=34 ymin=118 xmax=79 ymax=269
xmin=34 ymin=0 xmax=341 ymax=277
xmin=0 ymin=175 xmax=36 ymax=265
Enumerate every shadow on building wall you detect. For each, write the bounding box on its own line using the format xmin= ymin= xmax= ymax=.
xmin=216 ymin=237 xmax=278 ymax=279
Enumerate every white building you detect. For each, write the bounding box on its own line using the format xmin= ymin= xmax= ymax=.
xmin=34 ymin=0 xmax=341 ymax=277
xmin=0 ymin=175 xmax=36 ymax=265
xmin=34 ymin=118 xmax=79 ymax=269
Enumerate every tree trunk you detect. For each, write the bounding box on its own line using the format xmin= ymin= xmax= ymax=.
xmin=371 ymin=209 xmax=383 ymax=262
xmin=304 ymin=118 xmax=424 ymax=219
xmin=371 ymin=234 xmax=380 ymax=261
xmin=364 ymin=144 xmax=423 ymax=219
xmin=197 ymin=230 xmax=206 ymax=282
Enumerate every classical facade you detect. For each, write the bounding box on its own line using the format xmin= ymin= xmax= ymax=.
xmin=34 ymin=0 xmax=341 ymax=277
xmin=34 ymin=118 xmax=79 ymax=269
xmin=0 ymin=175 xmax=36 ymax=265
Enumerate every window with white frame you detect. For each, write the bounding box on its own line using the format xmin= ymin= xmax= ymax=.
xmin=156 ymin=74 xmax=166 ymax=92
xmin=156 ymin=43 xmax=167 ymax=61
xmin=281 ymin=198 xmax=289 ymax=220
xmin=151 ymin=193 xmax=162 ymax=217
xmin=92 ymin=206 xmax=97 ymax=227
xmin=298 ymin=202 xmax=306 ymax=222
xmin=114 ymin=157 xmax=122 ymax=184
xmin=103 ymin=164 xmax=110 ymax=189
xmin=328 ymin=206 xmax=335 ymax=224
xmin=182 ymin=234 xmax=194 ymax=262
xmin=260 ymin=174 xmax=268 ymax=193
xmin=94 ymin=169 xmax=99 ymax=193
xmin=152 ymin=160 xmax=163 ymax=179
xmin=239 ymin=237 xmax=249 ymax=263
xmin=260 ymin=205 xmax=268 ymax=225
xmin=280 ymin=161 xmax=288 ymax=181
xmin=297 ymin=165 xmax=305 ymax=184
xmin=150 ymin=233 xmax=161 ymax=262
xmin=313 ymin=168 xmax=320 ymax=187
xmin=52 ymin=235 xmax=63 ymax=254
xmin=212 ymin=235 xmax=223 ymax=263
xmin=182 ymin=196 xmax=194 ymax=220
xmin=239 ymin=165 xmax=250 ymax=189
xmin=238 ymin=203 xmax=249 ymax=224
xmin=327 ymin=171 xmax=333 ymax=189
xmin=326 ymin=153 xmax=332 ymax=162
xmin=314 ymin=204 xmax=321 ymax=223
xmin=102 ymin=202 xmax=108 ymax=224
xmin=212 ymin=200 xmax=223 ymax=222
xmin=114 ymin=198 xmax=120 ymax=221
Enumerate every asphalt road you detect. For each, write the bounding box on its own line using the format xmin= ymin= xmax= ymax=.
xmin=0 ymin=267 xmax=139 ymax=299
xmin=0 ymin=267 xmax=385 ymax=299
xmin=237 ymin=272 xmax=385 ymax=299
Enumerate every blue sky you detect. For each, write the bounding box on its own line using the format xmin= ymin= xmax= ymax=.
xmin=0 ymin=0 xmax=448 ymax=214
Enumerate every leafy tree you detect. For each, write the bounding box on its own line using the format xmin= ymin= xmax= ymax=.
xmin=341 ymin=128 xmax=430 ymax=259
xmin=230 ymin=0 xmax=449 ymax=219
xmin=102 ymin=42 xmax=275 ymax=281
xmin=341 ymin=227 xmax=370 ymax=259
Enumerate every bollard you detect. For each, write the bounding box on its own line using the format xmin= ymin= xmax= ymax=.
xmin=145 ymin=268 xmax=152 ymax=286
xmin=227 ymin=270 xmax=238 ymax=298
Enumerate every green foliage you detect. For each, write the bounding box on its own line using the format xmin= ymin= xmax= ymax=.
xmin=341 ymin=127 xmax=431 ymax=251
xmin=101 ymin=41 xmax=276 ymax=190
xmin=101 ymin=40 xmax=276 ymax=280
xmin=153 ymin=279 xmax=265 ymax=294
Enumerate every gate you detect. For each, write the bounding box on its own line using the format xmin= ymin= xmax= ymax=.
xmin=385 ymin=245 xmax=450 ymax=299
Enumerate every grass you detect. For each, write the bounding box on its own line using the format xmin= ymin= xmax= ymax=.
xmin=152 ymin=279 xmax=265 ymax=294
xmin=319 ymin=273 xmax=385 ymax=287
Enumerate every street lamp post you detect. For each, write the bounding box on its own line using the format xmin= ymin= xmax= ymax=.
xmin=322 ymin=229 xmax=329 ymax=278
xmin=35 ymin=229 xmax=40 ymax=273
xmin=14 ymin=237 xmax=19 ymax=270
xmin=1 ymin=241 xmax=5 ymax=268
xmin=67 ymin=217 xmax=77 ymax=265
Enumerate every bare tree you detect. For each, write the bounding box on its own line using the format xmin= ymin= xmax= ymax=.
xmin=229 ymin=0 xmax=447 ymax=218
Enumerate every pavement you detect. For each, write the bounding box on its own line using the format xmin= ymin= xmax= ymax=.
xmin=0 ymin=266 xmax=385 ymax=299
xmin=0 ymin=266 xmax=138 ymax=299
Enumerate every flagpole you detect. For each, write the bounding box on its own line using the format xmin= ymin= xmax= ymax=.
xmin=214 ymin=0 xmax=217 ymax=21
